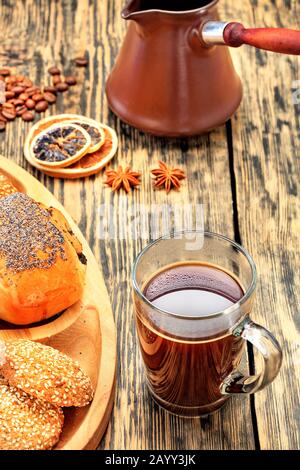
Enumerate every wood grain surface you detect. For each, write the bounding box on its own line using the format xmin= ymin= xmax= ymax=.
xmin=0 ymin=0 xmax=299 ymax=450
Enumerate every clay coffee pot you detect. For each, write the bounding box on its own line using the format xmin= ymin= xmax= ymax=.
xmin=106 ymin=0 xmax=300 ymax=137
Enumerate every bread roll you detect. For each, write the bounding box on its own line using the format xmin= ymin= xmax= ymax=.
xmin=0 ymin=192 xmax=86 ymax=325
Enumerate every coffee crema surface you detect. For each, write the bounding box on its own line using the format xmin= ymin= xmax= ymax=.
xmin=144 ymin=263 xmax=243 ymax=317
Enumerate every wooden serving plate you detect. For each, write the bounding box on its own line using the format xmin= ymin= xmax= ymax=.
xmin=0 ymin=156 xmax=117 ymax=449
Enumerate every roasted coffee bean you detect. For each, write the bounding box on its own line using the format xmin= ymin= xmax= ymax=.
xmin=0 ymin=68 xmax=75 ymax=127
xmin=2 ymin=102 xmax=15 ymax=110
xmin=0 ymin=121 xmax=6 ymax=131
xmin=75 ymin=57 xmax=88 ymax=67
xmin=22 ymin=111 xmax=34 ymax=122
xmin=35 ymin=100 xmax=48 ymax=112
xmin=18 ymin=81 xmax=30 ymax=89
xmin=0 ymin=68 xmax=10 ymax=77
xmin=55 ymin=82 xmax=69 ymax=92
xmin=21 ymin=78 xmax=33 ymax=87
xmin=52 ymin=75 xmax=62 ymax=85
xmin=10 ymin=99 xmax=24 ymax=106
xmin=44 ymin=91 xmax=56 ymax=103
xmin=44 ymin=85 xmax=57 ymax=94
xmin=64 ymin=76 xmax=77 ymax=86
xmin=26 ymin=86 xmax=40 ymax=96
xmin=32 ymin=93 xmax=44 ymax=102
xmin=12 ymin=85 xmax=25 ymax=94
xmin=2 ymin=108 xmax=16 ymax=120
xmin=19 ymin=92 xmax=29 ymax=101
xmin=16 ymin=105 xmax=27 ymax=116
xmin=48 ymin=66 xmax=61 ymax=75
xmin=6 ymin=76 xmax=17 ymax=84
xmin=25 ymin=98 xmax=35 ymax=109
xmin=5 ymin=91 xmax=15 ymax=100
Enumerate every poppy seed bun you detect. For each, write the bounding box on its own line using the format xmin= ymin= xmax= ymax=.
xmin=0 ymin=192 xmax=86 ymax=325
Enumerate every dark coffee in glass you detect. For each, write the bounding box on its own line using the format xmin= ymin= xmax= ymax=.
xmin=138 ymin=262 xmax=244 ymax=415
xmin=132 ymin=232 xmax=282 ymax=417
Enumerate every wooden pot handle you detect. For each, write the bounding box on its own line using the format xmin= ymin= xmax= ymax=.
xmin=224 ymin=22 xmax=300 ymax=55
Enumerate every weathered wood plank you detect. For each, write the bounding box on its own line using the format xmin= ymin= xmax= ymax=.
xmin=223 ymin=0 xmax=300 ymax=450
xmin=90 ymin=0 xmax=255 ymax=450
xmin=3 ymin=0 xmax=295 ymax=450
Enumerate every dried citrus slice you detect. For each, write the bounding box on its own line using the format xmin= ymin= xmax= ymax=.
xmin=24 ymin=115 xmax=118 ymax=178
xmin=25 ymin=114 xmax=104 ymax=142
xmin=66 ymin=120 xmax=106 ymax=153
xmin=70 ymin=126 xmax=115 ymax=169
xmin=30 ymin=123 xmax=91 ymax=168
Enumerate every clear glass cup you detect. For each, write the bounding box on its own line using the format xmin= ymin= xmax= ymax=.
xmin=132 ymin=231 xmax=282 ymax=417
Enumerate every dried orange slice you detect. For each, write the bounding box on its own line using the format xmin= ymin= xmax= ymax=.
xmin=30 ymin=123 xmax=91 ymax=168
xmin=24 ymin=115 xmax=118 ymax=178
xmin=70 ymin=126 xmax=115 ymax=169
xmin=66 ymin=120 xmax=106 ymax=153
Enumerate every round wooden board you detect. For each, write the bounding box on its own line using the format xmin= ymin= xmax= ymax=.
xmin=0 ymin=156 xmax=117 ymax=450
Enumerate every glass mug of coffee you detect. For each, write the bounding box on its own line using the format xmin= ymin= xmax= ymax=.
xmin=132 ymin=231 xmax=282 ymax=417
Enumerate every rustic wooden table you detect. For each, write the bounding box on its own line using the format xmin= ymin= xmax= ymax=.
xmin=0 ymin=0 xmax=299 ymax=450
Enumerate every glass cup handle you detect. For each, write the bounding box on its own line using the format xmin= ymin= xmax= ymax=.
xmin=221 ymin=318 xmax=283 ymax=395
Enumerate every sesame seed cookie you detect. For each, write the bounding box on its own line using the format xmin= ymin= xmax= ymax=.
xmin=0 ymin=376 xmax=64 ymax=450
xmin=0 ymin=340 xmax=94 ymax=407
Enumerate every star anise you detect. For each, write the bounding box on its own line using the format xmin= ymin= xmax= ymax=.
xmin=105 ymin=165 xmax=141 ymax=193
xmin=151 ymin=161 xmax=186 ymax=193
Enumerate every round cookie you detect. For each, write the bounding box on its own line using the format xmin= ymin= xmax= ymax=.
xmin=0 ymin=376 xmax=64 ymax=450
xmin=0 ymin=340 xmax=94 ymax=407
